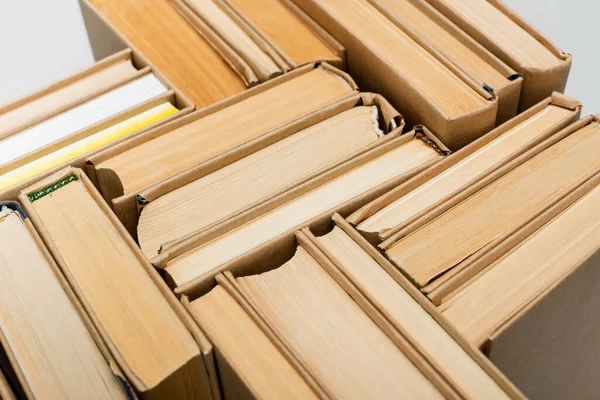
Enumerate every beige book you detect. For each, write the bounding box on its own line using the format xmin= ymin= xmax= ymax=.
xmin=235 ymin=247 xmax=444 ymax=399
xmin=182 ymin=0 xmax=282 ymax=81
xmin=227 ymin=0 xmax=341 ymax=66
xmin=358 ymin=104 xmax=574 ymax=236
xmin=430 ymin=0 xmax=560 ymax=70
xmin=0 ymin=60 xmax=138 ymax=140
xmin=137 ymin=106 xmax=381 ymax=259
xmin=373 ymin=0 xmax=507 ymax=89
xmin=0 ymin=206 xmax=126 ymax=400
xmin=441 ymin=181 xmax=600 ymax=346
xmin=190 ymin=285 xmax=317 ymax=399
xmin=87 ymin=0 xmax=246 ymax=107
xmin=385 ymin=122 xmax=600 ymax=288
xmin=424 ymin=0 xmax=569 ymax=109
xmin=294 ymin=0 xmax=488 ymax=117
xmin=315 ymin=226 xmax=510 ymax=399
xmin=95 ymin=68 xmax=354 ymax=200
xmin=165 ymin=136 xmax=441 ymax=288
xmin=21 ymin=175 xmax=204 ymax=399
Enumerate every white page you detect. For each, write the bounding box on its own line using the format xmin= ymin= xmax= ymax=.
xmin=0 ymin=74 xmax=167 ymax=166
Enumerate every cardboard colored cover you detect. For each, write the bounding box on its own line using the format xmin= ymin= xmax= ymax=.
xmin=161 ymin=127 xmax=448 ymax=298
xmin=292 ymin=0 xmax=498 ymax=150
xmin=424 ymin=0 xmax=572 ymax=111
xmin=304 ymin=214 xmax=524 ymax=399
xmin=171 ymin=0 xmax=265 ymax=87
xmin=440 ymin=155 xmax=600 ymax=399
xmin=347 ymin=93 xmax=581 ymax=244
xmin=397 ymin=114 xmax=598 ymax=300
xmin=193 ymin=220 xmax=523 ymax=399
xmin=366 ymin=0 xmax=521 ymax=125
xmin=0 ymin=48 xmax=193 ymax=203
xmin=0 ymin=201 xmax=136 ymax=400
xmin=217 ymin=0 xmax=346 ymax=70
xmin=130 ymin=91 xmax=404 ymax=246
xmin=17 ymin=168 xmax=218 ymax=400
xmin=86 ymin=63 xmax=362 ymax=236
xmin=79 ymin=0 xmax=257 ymax=90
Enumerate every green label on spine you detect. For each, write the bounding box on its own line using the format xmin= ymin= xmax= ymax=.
xmin=28 ymin=175 xmax=79 ymax=202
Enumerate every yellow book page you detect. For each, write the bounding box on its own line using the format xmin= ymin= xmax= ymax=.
xmin=0 ymin=103 xmax=178 ymax=192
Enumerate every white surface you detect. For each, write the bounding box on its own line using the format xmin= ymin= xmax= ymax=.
xmin=0 ymin=0 xmax=596 ymax=112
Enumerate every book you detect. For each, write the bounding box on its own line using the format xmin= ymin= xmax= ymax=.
xmin=137 ymin=105 xmax=382 ymax=259
xmin=226 ymin=0 xmax=342 ymax=66
xmin=0 ymin=59 xmax=138 ymax=140
xmin=179 ymin=0 xmax=283 ymax=82
xmin=357 ymin=103 xmax=575 ymax=238
xmin=86 ymin=0 xmax=246 ymax=106
xmin=20 ymin=171 xmax=205 ymax=399
xmin=0 ymin=204 xmax=126 ymax=399
xmin=424 ymin=0 xmax=571 ymax=109
xmin=189 ymin=285 xmax=318 ymax=399
xmin=383 ymin=122 xmax=600 ymax=290
xmin=0 ymin=102 xmax=178 ymax=192
xmin=94 ymin=67 xmax=355 ymax=200
xmin=369 ymin=0 xmax=520 ymax=123
xmin=440 ymin=180 xmax=600 ymax=346
xmin=312 ymin=225 xmax=513 ymax=399
xmin=292 ymin=0 xmax=496 ymax=149
xmin=0 ymin=74 xmax=167 ymax=168
xmin=234 ymin=246 xmax=445 ymax=399
xmin=164 ymin=134 xmax=442 ymax=291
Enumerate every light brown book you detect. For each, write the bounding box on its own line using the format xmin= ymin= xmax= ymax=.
xmin=358 ymin=104 xmax=575 ymax=238
xmin=20 ymin=172 xmax=204 ymax=399
xmin=440 ymin=180 xmax=600 ymax=346
xmin=374 ymin=0 xmax=516 ymax=99
xmin=235 ymin=246 xmax=444 ymax=399
xmin=87 ymin=0 xmax=246 ymax=107
xmin=137 ymin=105 xmax=382 ymax=259
xmin=227 ymin=0 xmax=342 ymax=66
xmin=298 ymin=0 xmax=487 ymax=117
xmin=425 ymin=0 xmax=570 ymax=109
xmin=0 ymin=204 xmax=126 ymax=400
xmin=164 ymin=135 xmax=441 ymax=290
xmin=95 ymin=68 xmax=354 ymax=200
xmin=385 ymin=122 xmax=600 ymax=289
xmin=293 ymin=0 xmax=496 ymax=149
xmin=190 ymin=285 xmax=317 ymax=399
xmin=181 ymin=0 xmax=282 ymax=82
xmin=0 ymin=59 xmax=138 ymax=140
xmin=315 ymin=226 xmax=511 ymax=399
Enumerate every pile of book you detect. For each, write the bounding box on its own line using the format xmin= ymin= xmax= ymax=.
xmin=0 ymin=0 xmax=596 ymax=399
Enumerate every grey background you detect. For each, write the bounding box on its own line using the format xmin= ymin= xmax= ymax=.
xmin=0 ymin=0 xmax=595 ymax=113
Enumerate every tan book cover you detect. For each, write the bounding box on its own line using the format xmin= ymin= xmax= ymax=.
xmin=293 ymin=0 xmax=498 ymax=150
xmin=82 ymin=0 xmax=246 ymax=107
xmin=137 ymin=105 xmax=383 ymax=259
xmin=0 ymin=203 xmax=127 ymax=400
xmin=356 ymin=96 xmax=580 ymax=241
xmin=367 ymin=0 xmax=522 ymax=124
xmin=383 ymin=119 xmax=600 ymax=291
xmin=161 ymin=131 xmax=444 ymax=296
xmin=424 ymin=0 xmax=571 ymax=110
xmin=0 ymin=49 xmax=193 ymax=203
xmin=19 ymin=169 xmax=207 ymax=399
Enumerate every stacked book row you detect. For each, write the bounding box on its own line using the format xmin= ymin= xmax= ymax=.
xmin=0 ymin=0 xmax=594 ymax=399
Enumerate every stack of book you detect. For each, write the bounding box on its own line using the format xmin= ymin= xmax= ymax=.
xmin=349 ymin=101 xmax=600 ymax=398
xmin=0 ymin=48 xmax=191 ymax=199
xmin=0 ymin=0 xmax=597 ymax=399
xmin=80 ymin=0 xmax=345 ymax=102
xmin=185 ymin=216 xmax=522 ymax=399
